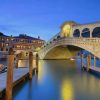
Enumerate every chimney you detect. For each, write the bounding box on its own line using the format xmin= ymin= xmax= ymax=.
xmin=38 ymin=36 xmax=40 ymax=39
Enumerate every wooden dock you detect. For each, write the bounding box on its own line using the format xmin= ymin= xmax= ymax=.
xmin=0 ymin=68 xmax=29 ymax=98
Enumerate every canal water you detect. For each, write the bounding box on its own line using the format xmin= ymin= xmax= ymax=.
xmin=10 ymin=59 xmax=100 ymax=100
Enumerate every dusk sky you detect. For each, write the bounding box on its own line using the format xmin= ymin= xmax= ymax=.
xmin=0 ymin=0 xmax=100 ymax=40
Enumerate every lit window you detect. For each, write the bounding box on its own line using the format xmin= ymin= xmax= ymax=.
xmin=21 ymin=39 xmax=23 ymax=42
xmin=33 ymin=40 xmax=35 ymax=43
xmin=6 ymin=44 xmax=9 ymax=46
xmin=17 ymin=45 xmax=20 ymax=48
xmin=11 ymin=38 xmax=13 ymax=41
xmin=23 ymin=46 xmax=25 ymax=48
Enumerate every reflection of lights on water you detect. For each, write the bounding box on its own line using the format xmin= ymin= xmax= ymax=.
xmin=81 ymin=75 xmax=98 ymax=94
xmin=18 ymin=60 xmax=29 ymax=67
xmin=61 ymin=79 xmax=73 ymax=100
xmin=38 ymin=60 xmax=44 ymax=83
xmin=18 ymin=60 xmax=22 ymax=67
xmin=33 ymin=60 xmax=36 ymax=69
xmin=70 ymin=58 xmax=75 ymax=61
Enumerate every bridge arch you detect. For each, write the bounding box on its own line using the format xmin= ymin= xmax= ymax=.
xmin=43 ymin=45 xmax=81 ymax=59
xmin=39 ymin=38 xmax=100 ymax=59
xmin=73 ymin=29 xmax=80 ymax=37
xmin=92 ymin=27 xmax=100 ymax=37
xmin=81 ymin=28 xmax=90 ymax=37
xmin=39 ymin=22 xmax=100 ymax=59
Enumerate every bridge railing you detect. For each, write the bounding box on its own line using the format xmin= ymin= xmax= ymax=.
xmin=39 ymin=37 xmax=100 ymax=59
xmin=43 ymin=37 xmax=100 ymax=49
xmin=45 ymin=32 xmax=60 ymax=45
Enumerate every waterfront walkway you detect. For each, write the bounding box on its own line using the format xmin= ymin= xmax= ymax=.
xmin=0 ymin=68 xmax=29 ymax=95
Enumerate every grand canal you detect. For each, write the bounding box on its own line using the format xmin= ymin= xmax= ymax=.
xmin=3 ymin=59 xmax=98 ymax=100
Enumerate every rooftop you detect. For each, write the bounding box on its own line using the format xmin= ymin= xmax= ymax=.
xmin=0 ymin=33 xmax=44 ymax=41
xmin=13 ymin=34 xmax=43 ymax=40
xmin=0 ymin=32 xmax=9 ymax=37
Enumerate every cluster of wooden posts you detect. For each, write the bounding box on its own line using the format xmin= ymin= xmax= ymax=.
xmin=6 ymin=48 xmax=39 ymax=100
xmin=81 ymin=54 xmax=96 ymax=71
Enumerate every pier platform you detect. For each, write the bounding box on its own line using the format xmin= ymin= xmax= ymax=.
xmin=0 ymin=68 xmax=29 ymax=98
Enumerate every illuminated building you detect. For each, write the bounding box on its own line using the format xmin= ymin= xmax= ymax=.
xmin=0 ymin=33 xmax=45 ymax=52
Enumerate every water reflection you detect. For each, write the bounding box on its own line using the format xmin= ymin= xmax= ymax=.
xmin=28 ymin=80 xmax=32 ymax=100
xmin=12 ymin=60 xmax=100 ymax=100
xmin=18 ymin=60 xmax=29 ymax=67
xmin=61 ymin=79 xmax=73 ymax=100
xmin=38 ymin=60 xmax=45 ymax=83
xmin=18 ymin=59 xmax=36 ymax=68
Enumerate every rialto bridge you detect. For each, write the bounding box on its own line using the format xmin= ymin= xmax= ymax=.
xmin=38 ymin=21 xmax=100 ymax=59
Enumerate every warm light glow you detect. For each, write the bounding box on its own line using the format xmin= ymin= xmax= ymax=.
xmin=21 ymin=39 xmax=23 ymax=42
xmin=34 ymin=47 xmax=41 ymax=52
xmin=61 ymin=79 xmax=73 ymax=100
xmin=70 ymin=58 xmax=75 ymax=61
xmin=38 ymin=60 xmax=44 ymax=83
xmin=11 ymin=38 xmax=14 ymax=40
xmin=61 ymin=24 xmax=72 ymax=37
xmin=6 ymin=38 xmax=9 ymax=41
xmin=6 ymin=43 xmax=8 ymax=46
xmin=17 ymin=45 xmax=20 ymax=48
xmin=33 ymin=40 xmax=35 ymax=42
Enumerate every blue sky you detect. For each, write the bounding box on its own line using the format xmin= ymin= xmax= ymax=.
xmin=0 ymin=0 xmax=100 ymax=40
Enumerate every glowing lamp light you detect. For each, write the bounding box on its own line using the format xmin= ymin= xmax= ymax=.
xmin=62 ymin=24 xmax=72 ymax=37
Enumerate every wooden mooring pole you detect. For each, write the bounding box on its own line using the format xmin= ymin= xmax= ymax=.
xmin=36 ymin=53 xmax=39 ymax=73
xmin=16 ymin=58 xmax=19 ymax=68
xmin=29 ymin=52 xmax=33 ymax=80
xmin=6 ymin=48 xmax=14 ymax=100
xmin=94 ymin=55 xmax=96 ymax=67
xmin=81 ymin=54 xmax=84 ymax=69
xmin=86 ymin=54 xmax=91 ymax=71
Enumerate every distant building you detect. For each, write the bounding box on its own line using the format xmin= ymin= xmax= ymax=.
xmin=0 ymin=33 xmax=45 ymax=52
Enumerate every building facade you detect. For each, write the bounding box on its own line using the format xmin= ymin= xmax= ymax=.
xmin=0 ymin=33 xmax=45 ymax=52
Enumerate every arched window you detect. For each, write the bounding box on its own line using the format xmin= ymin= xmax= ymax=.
xmin=6 ymin=48 xmax=8 ymax=51
xmin=82 ymin=28 xmax=90 ymax=37
xmin=26 ymin=52 xmax=28 ymax=56
xmin=57 ymin=35 xmax=60 ymax=39
xmin=53 ymin=38 xmax=56 ymax=41
xmin=73 ymin=29 xmax=80 ymax=37
xmin=92 ymin=27 xmax=100 ymax=37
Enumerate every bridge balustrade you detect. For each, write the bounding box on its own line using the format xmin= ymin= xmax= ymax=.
xmin=41 ymin=38 xmax=100 ymax=52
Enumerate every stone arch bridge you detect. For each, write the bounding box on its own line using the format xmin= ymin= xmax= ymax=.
xmin=38 ymin=21 xmax=100 ymax=59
